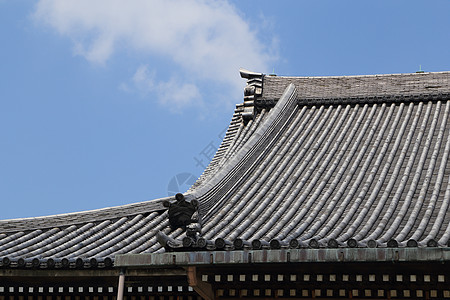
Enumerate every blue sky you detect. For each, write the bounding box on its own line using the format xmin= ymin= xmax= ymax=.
xmin=1 ymin=0 xmax=449 ymax=220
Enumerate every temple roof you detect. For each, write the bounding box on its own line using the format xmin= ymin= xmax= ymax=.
xmin=1 ymin=70 xmax=450 ymax=270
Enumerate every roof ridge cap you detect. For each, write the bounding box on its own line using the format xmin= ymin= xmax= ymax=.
xmin=192 ymin=84 xmax=298 ymax=213
xmin=0 ymin=196 xmax=170 ymax=232
xmin=272 ymin=71 xmax=450 ymax=79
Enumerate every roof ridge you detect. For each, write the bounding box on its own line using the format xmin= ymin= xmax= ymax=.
xmin=273 ymin=70 xmax=450 ymax=79
xmin=0 ymin=196 xmax=169 ymax=233
xmin=192 ymin=84 xmax=298 ymax=215
xmin=261 ymin=71 xmax=450 ymax=103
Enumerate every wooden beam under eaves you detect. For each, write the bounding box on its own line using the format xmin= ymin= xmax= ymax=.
xmin=186 ymin=266 xmax=214 ymax=300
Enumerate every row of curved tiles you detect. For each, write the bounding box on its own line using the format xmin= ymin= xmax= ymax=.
xmin=166 ymin=236 xmax=450 ymax=252
xmin=2 ymin=236 xmax=447 ymax=270
xmin=0 ymin=256 xmax=113 ymax=269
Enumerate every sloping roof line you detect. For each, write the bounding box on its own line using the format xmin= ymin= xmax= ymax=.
xmin=0 ymin=195 xmax=167 ymax=233
xmin=190 ymin=84 xmax=298 ymax=213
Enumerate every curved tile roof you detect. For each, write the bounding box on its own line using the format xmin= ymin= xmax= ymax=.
xmin=1 ymin=71 xmax=450 ymax=269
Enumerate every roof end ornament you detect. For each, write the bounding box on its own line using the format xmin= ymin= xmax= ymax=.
xmin=163 ymin=193 xmax=201 ymax=236
xmin=239 ymin=68 xmax=263 ymax=79
xmin=240 ymin=68 xmax=264 ymax=121
xmin=160 ymin=193 xmax=202 ymax=250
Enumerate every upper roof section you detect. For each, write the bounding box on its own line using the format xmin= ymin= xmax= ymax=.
xmin=234 ymin=69 xmax=450 ymax=122
xmin=261 ymin=71 xmax=450 ymax=103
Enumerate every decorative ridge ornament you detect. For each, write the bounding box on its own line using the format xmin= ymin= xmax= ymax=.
xmin=239 ymin=68 xmax=263 ymax=79
xmin=163 ymin=193 xmax=201 ymax=238
xmin=239 ymin=68 xmax=264 ymax=121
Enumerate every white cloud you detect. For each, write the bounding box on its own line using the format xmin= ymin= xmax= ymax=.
xmin=129 ymin=64 xmax=202 ymax=113
xmin=33 ymin=0 xmax=276 ymax=110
